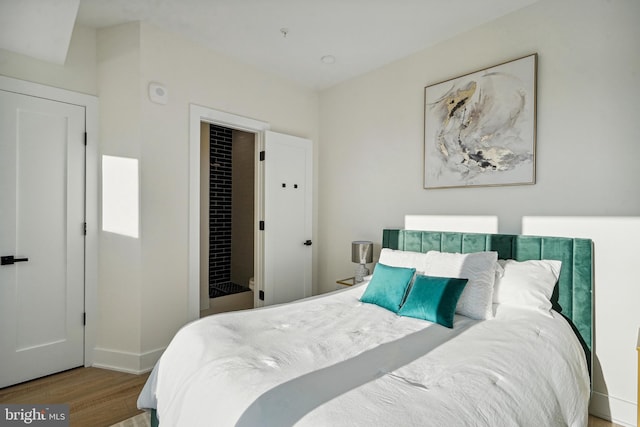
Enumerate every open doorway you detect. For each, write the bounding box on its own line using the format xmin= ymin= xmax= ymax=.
xmin=200 ymin=122 xmax=255 ymax=316
xmin=188 ymin=105 xmax=312 ymax=321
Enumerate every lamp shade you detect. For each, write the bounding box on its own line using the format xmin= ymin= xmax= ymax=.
xmin=351 ymin=241 xmax=373 ymax=264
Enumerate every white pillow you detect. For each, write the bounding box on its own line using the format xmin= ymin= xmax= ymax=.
xmin=493 ymin=259 xmax=562 ymax=313
xmin=378 ymin=248 xmax=429 ymax=274
xmin=424 ymin=250 xmax=498 ymax=320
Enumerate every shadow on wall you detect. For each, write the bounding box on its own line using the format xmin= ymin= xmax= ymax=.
xmin=589 ymin=289 xmax=610 ymax=422
xmin=590 ymin=354 xmax=611 ymax=420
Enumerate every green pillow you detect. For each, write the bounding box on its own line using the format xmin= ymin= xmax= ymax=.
xmin=360 ymin=263 xmax=416 ymax=313
xmin=398 ymin=275 xmax=468 ymax=328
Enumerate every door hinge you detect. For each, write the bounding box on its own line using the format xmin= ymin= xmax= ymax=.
xmin=83 ymin=312 xmax=86 ymax=326
xmin=83 ymin=222 xmax=87 ymax=235
xmin=259 ymin=221 xmax=265 ymax=231
xmin=84 ymin=132 xmax=87 ymax=146
xmin=259 ymin=290 xmax=264 ymax=301
xmin=259 ymin=151 xmax=265 ymax=161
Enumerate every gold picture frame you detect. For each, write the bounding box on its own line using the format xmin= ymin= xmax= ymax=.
xmin=424 ymin=54 xmax=537 ymax=189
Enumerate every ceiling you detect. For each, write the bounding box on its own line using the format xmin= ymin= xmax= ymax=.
xmin=4 ymin=0 xmax=539 ymax=90
xmin=0 ymin=0 xmax=80 ymax=65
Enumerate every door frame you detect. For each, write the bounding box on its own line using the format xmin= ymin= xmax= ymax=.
xmin=189 ymin=105 xmax=270 ymax=320
xmin=0 ymin=75 xmax=98 ymax=366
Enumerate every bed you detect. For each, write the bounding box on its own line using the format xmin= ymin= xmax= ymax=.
xmin=138 ymin=230 xmax=593 ymax=426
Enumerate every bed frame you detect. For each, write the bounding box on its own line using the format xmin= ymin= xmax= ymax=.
xmin=382 ymin=229 xmax=593 ymax=369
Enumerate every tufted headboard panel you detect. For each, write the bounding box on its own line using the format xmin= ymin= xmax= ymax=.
xmin=382 ymin=229 xmax=593 ymax=361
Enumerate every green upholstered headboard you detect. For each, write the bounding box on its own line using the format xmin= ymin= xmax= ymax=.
xmin=382 ymin=229 xmax=593 ymax=363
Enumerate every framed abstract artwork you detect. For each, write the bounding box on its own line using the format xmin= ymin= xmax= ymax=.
xmin=424 ymin=54 xmax=537 ymax=189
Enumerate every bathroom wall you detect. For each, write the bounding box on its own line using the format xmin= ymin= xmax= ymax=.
xmin=231 ymin=130 xmax=255 ymax=288
xmin=199 ymin=122 xmax=210 ymax=310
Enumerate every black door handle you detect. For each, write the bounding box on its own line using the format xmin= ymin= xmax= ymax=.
xmin=303 ymin=240 xmax=312 ymax=246
xmin=1 ymin=256 xmax=29 ymax=266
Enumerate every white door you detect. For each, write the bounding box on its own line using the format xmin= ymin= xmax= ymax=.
xmin=0 ymin=90 xmax=85 ymax=387
xmin=263 ymin=131 xmax=312 ymax=306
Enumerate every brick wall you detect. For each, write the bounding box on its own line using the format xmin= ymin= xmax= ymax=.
xmin=209 ymin=125 xmax=232 ymax=293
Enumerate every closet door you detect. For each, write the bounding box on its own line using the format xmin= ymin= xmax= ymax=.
xmin=262 ymin=131 xmax=312 ymax=306
xmin=0 ymin=89 xmax=85 ymax=387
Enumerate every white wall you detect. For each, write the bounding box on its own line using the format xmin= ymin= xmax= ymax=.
xmin=96 ymin=22 xmax=319 ymax=369
xmin=318 ymin=0 xmax=640 ymax=289
xmin=0 ymin=25 xmax=97 ymax=95
xmin=94 ymin=22 xmax=144 ymax=370
xmin=318 ymin=0 xmax=639 ymax=425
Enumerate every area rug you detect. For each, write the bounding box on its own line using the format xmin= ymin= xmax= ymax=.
xmin=110 ymin=412 xmax=150 ymax=427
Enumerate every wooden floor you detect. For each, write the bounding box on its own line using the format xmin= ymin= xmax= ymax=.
xmin=0 ymin=367 xmax=624 ymax=427
xmin=0 ymin=367 xmax=149 ymax=427
xmin=589 ymin=416 xmax=625 ymax=427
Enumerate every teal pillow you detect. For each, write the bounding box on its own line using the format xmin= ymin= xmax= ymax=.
xmin=360 ymin=263 xmax=416 ymax=313
xmin=398 ymin=275 xmax=468 ymax=328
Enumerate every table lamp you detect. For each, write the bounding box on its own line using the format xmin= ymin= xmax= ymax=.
xmin=352 ymin=241 xmax=373 ymax=283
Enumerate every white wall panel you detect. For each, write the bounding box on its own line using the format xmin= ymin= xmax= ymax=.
xmin=404 ymin=215 xmax=498 ymax=233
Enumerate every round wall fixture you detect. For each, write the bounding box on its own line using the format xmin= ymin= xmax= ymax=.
xmin=149 ymin=82 xmax=168 ymax=104
xmin=321 ymin=55 xmax=336 ymax=64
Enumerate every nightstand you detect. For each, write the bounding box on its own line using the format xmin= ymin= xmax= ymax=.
xmin=336 ymin=277 xmax=356 ymax=289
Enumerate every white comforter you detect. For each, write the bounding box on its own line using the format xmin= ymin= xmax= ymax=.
xmin=138 ymin=283 xmax=590 ymax=427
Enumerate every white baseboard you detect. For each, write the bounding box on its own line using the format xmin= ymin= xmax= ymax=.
xmin=590 ymin=391 xmax=637 ymax=427
xmin=91 ymin=347 xmax=165 ymax=374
